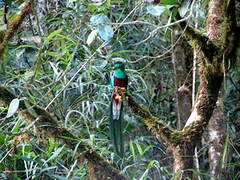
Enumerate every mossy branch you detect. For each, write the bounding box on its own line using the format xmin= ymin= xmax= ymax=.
xmin=0 ymin=1 xmax=33 ymax=58
xmin=115 ymin=87 xmax=179 ymax=144
xmin=0 ymin=86 xmax=127 ymax=180
xmin=176 ymin=12 xmax=220 ymax=64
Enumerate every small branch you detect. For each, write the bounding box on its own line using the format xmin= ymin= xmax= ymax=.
xmin=115 ymin=87 xmax=177 ymax=144
xmin=0 ymin=86 xmax=127 ymax=180
xmin=0 ymin=1 xmax=33 ymax=58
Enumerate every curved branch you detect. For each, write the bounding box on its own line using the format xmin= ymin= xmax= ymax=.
xmin=0 ymin=86 xmax=127 ymax=180
xmin=115 ymin=87 xmax=178 ymax=144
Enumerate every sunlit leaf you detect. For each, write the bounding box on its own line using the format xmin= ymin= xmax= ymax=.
xmin=0 ymin=24 xmax=7 ymax=31
xmin=136 ymin=143 xmax=144 ymax=156
xmin=6 ymin=98 xmax=20 ymax=118
xmin=87 ymin=29 xmax=98 ymax=45
xmin=178 ymin=0 xmax=191 ymax=17
xmin=98 ymin=24 xmax=114 ymax=41
xmin=147 ymin=160 xmax=159 ymax=169
xmin=90 ymin=14 xmax=110 ymax=25
xmin=147 ymin=5 xmax=165 ymax=16
xmin=147 ymin=5 xmax=174 ymax=16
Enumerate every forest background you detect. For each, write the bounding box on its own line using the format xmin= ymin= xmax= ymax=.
xmin=0 ymin=0 xmax=239 ymax=179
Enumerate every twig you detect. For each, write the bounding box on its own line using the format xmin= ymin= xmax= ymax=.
xmin=45 ymin=1 xmax=143 ymax=110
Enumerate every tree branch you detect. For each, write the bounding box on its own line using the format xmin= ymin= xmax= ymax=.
xmin=0 ymin=86 xmax=127 ymax=180
xmin=115 ymin=87 xmax=181 ymax=144
xmin=0 ymin=1 xmax=33 ymax=58
xmin=181 ymin=0 xmax=237 ymax=137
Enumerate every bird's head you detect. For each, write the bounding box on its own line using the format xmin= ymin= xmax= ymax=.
xmin=113 ymin=62 xmax=125 ymax=71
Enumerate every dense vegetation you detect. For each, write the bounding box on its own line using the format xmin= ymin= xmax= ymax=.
xmin=0 ymin=0 xmax=239 ymax=179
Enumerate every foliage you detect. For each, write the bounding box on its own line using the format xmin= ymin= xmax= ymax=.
xmin=0 ymin=0 xmax=239 ymax=179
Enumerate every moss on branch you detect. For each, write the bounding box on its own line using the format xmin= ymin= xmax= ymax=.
xmin=0 ymin=86 xmax=127 ymax=180
xmin=0 ymin=1 xmax=33 ymax=58
xmin=115 ymin=87 xmax=182 ymax=144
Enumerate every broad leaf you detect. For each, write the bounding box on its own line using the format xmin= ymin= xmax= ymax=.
xmin=0 ymin=24 xmax=7 ymax=31
xmin=0 ymin=0 xmax=4 ymax=8
xmin=147 ymin=5 xmax=174 ymax=16
xmin=147 ymin=5 xmax=165 ymax=16
xmin=6 ymin=98 xmax=20 ymax=118
xmin=98 ymin=24 xmax=114 ymax=41
xmin=178 ymin=0 xmax=191 ymax=17
xmin=90 ymin=14 xmax=110 ymax=25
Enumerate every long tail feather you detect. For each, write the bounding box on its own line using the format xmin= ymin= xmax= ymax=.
xmin=110 ymin=101 xmax=124 ymax=157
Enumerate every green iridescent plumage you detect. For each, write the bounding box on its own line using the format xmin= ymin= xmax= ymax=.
xmin=109 ymin=62 xmax=128 ymax=157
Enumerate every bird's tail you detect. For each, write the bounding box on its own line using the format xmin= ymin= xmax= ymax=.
xmin=109 ymin=101 xmax=124 ymax=157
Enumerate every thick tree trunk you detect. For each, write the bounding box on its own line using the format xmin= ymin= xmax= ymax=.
xmin=208 ymin=102 xmax=227 ymax=180
xmin=171 ymin=0 xmax=236 ymax=178
xmin=116 ymin=0 xmax=236 ymax=179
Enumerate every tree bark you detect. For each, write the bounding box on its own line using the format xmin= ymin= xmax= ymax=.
xmin=208 ymin=102 xmax=227 ymax=180
xmin=116 ymin=0 xmax=237 ymax=179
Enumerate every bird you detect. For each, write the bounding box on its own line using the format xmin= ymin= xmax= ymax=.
xmin=109 ymin=61 xmax=128 ymax=157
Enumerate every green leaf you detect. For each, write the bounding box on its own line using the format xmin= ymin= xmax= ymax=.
xmin=161 ymin=0 xmax=178 ymax=5
xmin=0 ymin=133 xmax=6 ymax=144
xmin=11 ymin=118 xmax=22 ymax=133
xmin=98 ymin=24 xmax=114 ymax=41
xmin=6 ymin=98 xmax=20 ymax=118
xmin=15 ymin=44 xmax=38 ymax=50
xmin=57 ymin=34 xmax=77 ymax=44
xmin=139 ymin=169 xmax=149 ymax=180
xmin=143 ymin=145 xmax=152 ymax=155
xmin=47 ymin=52 xmax=58 ymax=57
xmin=147 ymin=160 xmax=159 ymax=169
xmin=135 ymin=143 xmax=143 ymax=156
xmin=44 ymin=29 xmax=62 ymax=45
xmin=130 ymin=141 xmax=136 ymax=160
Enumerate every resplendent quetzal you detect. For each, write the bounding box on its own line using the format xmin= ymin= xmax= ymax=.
xmin=109 ymin=61 xmax=128 ymax=157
